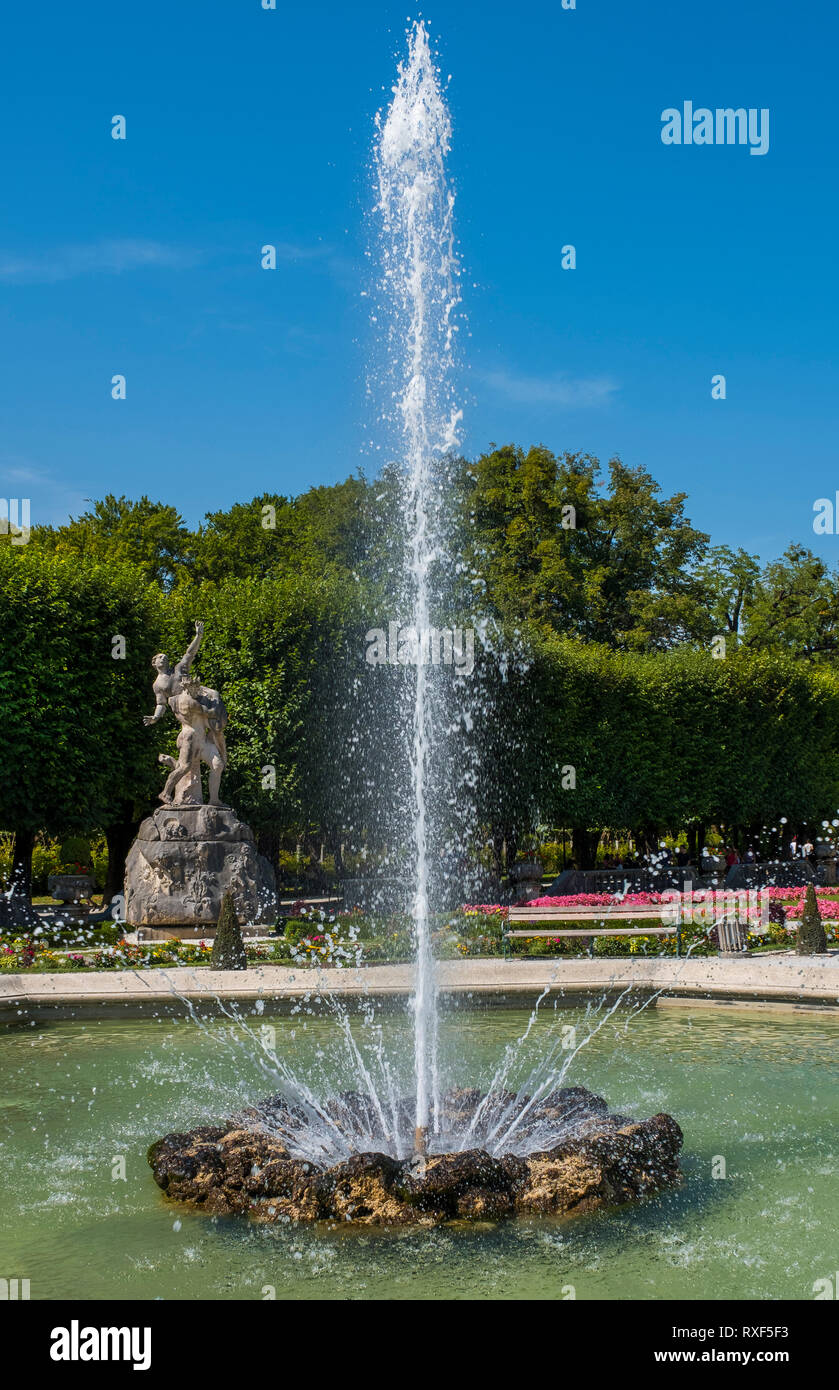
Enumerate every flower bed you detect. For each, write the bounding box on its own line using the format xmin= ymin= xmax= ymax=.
xmin=0 ymin=936 xmax=280 ymax=973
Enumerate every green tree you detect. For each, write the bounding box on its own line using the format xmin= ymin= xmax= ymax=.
xmin=693 ymin=546 xmax=761 ymax=647
xmin=744 ymin=545 xmax=839 ymax=661
xmin=191 ymin=477 xmax=377 ymax=585
xmin=36 ymin=495 xmax=193 ymax=588
xmin=0 ymin=546 xmax=169 ymax=898
xmin=459 ymin=446 xmax=710 ymax=649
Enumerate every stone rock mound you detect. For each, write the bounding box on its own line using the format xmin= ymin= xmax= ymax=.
xmin=148 ymin=1085 xmax=683 ymax=1226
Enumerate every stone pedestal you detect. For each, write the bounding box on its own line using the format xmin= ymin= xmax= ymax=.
xmin=815 ymin=840 xmax=837 ymax=886
xmin=125 ymin=804 xmax=277 ymax=933
xmin=0 ymin=890 xmax=42 ymax=933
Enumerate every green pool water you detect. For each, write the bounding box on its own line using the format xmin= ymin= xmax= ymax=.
xmin=1 ymin=999 xmax=837 ymax=1301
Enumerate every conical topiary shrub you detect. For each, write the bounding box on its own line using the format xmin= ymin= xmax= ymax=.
xmin=211 ymin=893 xmax=248 ymax=970
xmin=796 ymin=884 xmax=827 ymax=955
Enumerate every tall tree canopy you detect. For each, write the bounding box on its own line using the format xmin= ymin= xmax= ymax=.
xmin=35 ymin=495 xmax=193 ymax=588
xmin=457 ymin=447 xmax=711 ymax=649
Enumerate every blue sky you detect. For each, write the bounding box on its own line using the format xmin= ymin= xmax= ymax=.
xmin=1 ymin=0 xmax=837 ymax=561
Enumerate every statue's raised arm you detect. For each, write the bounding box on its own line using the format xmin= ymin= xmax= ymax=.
xmin=175 ymin=620 xmax=204 ymax=680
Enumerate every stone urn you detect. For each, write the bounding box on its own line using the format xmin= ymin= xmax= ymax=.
xmin=48 ymin=873 xmax=96 ymax=905
xmin=509 ymin=859 xmax=544 ymax=903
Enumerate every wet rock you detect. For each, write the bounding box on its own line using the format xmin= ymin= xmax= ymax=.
xmin=328 ymin=1152 xmax=411 ymax=1225
xmin=498 ymin=1152 xmax=530 ymax=1190
xmin=521 ymin=1112 xmax=684 ymax=1214
xmin=148 ymin=1122 xmax=310 ymax=1213
xmin=437 ymin=1087 xmax=486 ymax=1127
xmin=148 ymin=1090 xmax=683 ymax=1227
xmin=148 ymin=1128 xmax=227 ymax=1207
xmin=456 ymin=1187 xmax=515 ymax=1220
xmin=397 ymin=1149 xmax=512 ymax=1217
xmin=324 ymin=1092 xmax=391 ymax=1146
xmin=519 ymin=1150 xmax=613 ymax=1215
xmin=532 ymin=1085 xmax=611 ymax=1122
xmin=236 ymin=1095 xmax=309 ymax=1133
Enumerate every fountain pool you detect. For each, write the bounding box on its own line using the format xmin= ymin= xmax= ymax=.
xmin=2 ymin=1002 xmax=837 ymax=1300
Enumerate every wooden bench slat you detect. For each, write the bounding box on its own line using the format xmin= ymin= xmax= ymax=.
xmin=506 ymin=926 xmax=675 ymax=938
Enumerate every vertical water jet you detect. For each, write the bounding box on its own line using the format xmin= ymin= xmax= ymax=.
xmin=374 ymin=19 xmax=462 ymax=1146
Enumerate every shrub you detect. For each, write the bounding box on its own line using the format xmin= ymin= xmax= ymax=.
xmin=59 ymin=835 xmax=93 ymax=870
xmin=211 ymin=894 xmax=248 ymax=970
xmin=797 ymin=885 xmax=827 ymax=955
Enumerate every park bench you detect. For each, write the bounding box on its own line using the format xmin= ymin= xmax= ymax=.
xmin=503 ymin=905 xmax=683 ymax=958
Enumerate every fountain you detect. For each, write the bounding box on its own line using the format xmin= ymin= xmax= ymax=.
xmin=148 ymin=1087 xmax=683 ymax=1225
xmin=375 ymin=15 xmax=460 ymax=1155
xmin=148 ymin=20 xmax=683 ymax=1224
